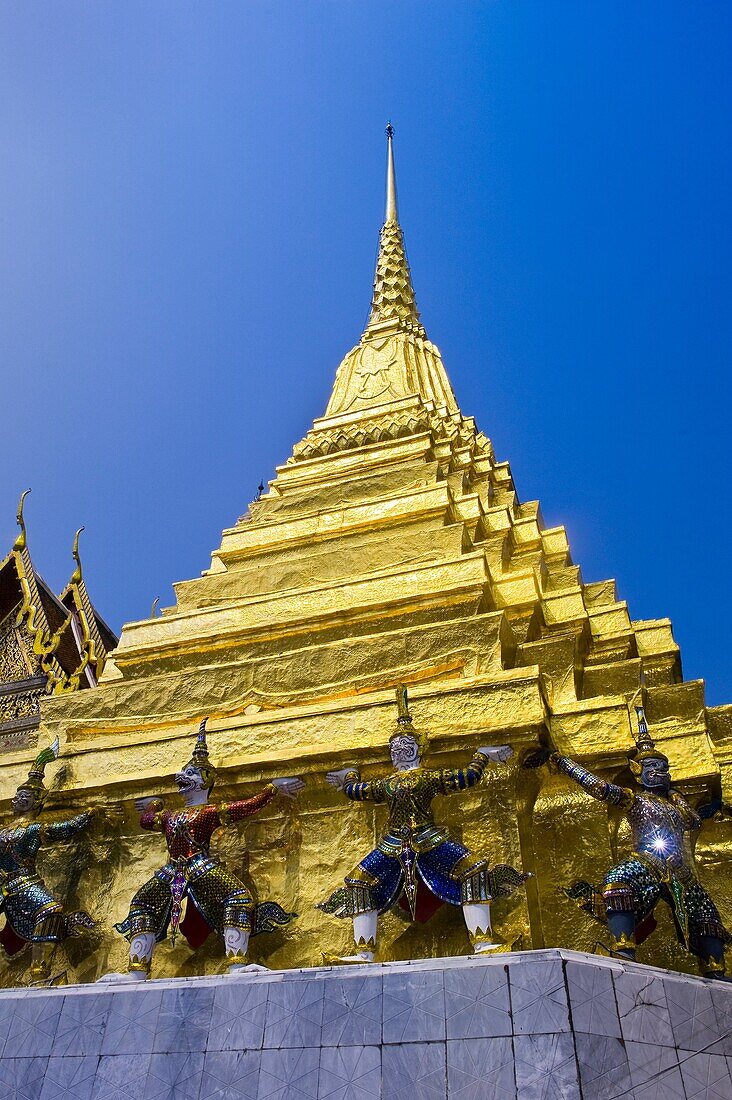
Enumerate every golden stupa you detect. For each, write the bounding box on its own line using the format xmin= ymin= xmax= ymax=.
xmin=3 ymin=129 xmax=730 ymax=984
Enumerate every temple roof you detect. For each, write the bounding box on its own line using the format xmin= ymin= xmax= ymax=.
xmin=0 ymin=493 xmax=118 ymax=748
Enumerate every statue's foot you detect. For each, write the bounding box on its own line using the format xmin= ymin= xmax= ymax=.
xmin=595 ymin=939 xmax=636 ymax=962
xmin=29 ymin=970 xmax=67 ymax=988
xmin=97 ymin=970 xmax=149 ymax=983
xmin=226 ymin=962 xmax=269 ymax=975
xmin=611 ymin=948 xmax=636 ymax=962
xmin=705 ymin=971 xmax=732 ymax=983
xmin=472 ymin=941 xmax=508 ymax=955
xmin=322 ymin=951 xmax=375 ymax=965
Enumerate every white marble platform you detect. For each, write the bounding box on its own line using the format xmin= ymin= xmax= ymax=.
xmin=0 ymin=949 xmax=730 ymax=1098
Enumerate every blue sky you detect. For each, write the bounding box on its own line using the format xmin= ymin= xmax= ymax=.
xmin=1 ymin=3 xmax=731 ymax=703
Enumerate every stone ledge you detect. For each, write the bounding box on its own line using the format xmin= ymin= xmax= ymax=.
xmin=0 ymin=949 xmax=729 ymax=1098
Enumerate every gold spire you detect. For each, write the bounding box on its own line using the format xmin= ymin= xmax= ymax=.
xmin=70 ymin=526 xmax=85 ymax=585
xmin=318 ymin=126 xmax=460 ymax=423
xmin=365 ymin=124 xmax=424 ymax=339
xmin=385 ymin=122 xmax=398 ymax=223
xmin=12 ymin=489 xmax=31 ymax=552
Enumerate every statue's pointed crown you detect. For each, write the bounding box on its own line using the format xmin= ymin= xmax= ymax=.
xmin=17 ymin=737 xmax=60 ymax=803
xmin=192 ymin=717 xmax=211 ymax=767
xmin=629 ymin=706 xmax=668 ymax=766
xmin=389 ymin=685 xmax=429 ymax=754
xmin=185 ymin=717 xmax=218 ymax=790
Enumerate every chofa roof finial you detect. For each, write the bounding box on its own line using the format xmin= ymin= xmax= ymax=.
xmin=70 ymin=526 xmax=85 ymax=585
xmin=12 ymin=489 xmax=31 ymax=553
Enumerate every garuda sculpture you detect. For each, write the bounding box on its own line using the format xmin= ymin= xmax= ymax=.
xmin=319 ymin=687 xmax=528 ymax=962
xmin=0 ymin=739 xmax=98 ymax=982
xmin=110 ymin=719 xmax=304 ymax=979
xmin=525 ymin=707 xmax=731 ymax=980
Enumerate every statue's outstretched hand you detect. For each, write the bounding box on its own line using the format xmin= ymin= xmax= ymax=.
xmin=326 ymin=768 xmax=357 ymax=791
xmin=95 ymin=804 xmax=124 ymax=826
xmin=695 ymin=797 xmax=732 ymax=821
xmin=696 ymin=798 xmax=722 ymax=820
xmin=522 ymin=747 xmax=552 ymax=769
xmin=134 ymin=796 xmax=162 ymax=815
xmin=478 ymin=745 xmax=513 ymax=763
xmin=271 ymin=777 xmax=305 ymax=800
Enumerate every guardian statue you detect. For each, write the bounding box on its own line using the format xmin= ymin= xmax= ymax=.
xmin=319 ymin=687 xmax=527 ymax=962
xmin=0 ymin=740 xmax=99 ymax=982
xmin=524 ymin=707 xmax=730 ymax=979
xmin=110 ymin=719 xmax=304 ymax=979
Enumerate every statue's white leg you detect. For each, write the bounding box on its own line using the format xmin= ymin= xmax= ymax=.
xmin=29 ymin=942 xmax=55 ymax=982
xmin=98 ymin=931 xmax=155 ymax=982
xmin=224 ymin=925 xmax=267 ymax=974
xmin=128 ymin=932 xmax=155 ymax=978
xmin=462 ymin=902 xmax=503 ymax=953
xmin=322 ymin=909 xmax=378 ymax=965
xmin=352 ymin=909 xmax=377 ymax=961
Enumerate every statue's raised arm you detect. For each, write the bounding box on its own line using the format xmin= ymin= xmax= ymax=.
xmin=438 ymin=744 xmax=514 ymax=794
xmin=327 ymin=767 xmax=387 ymax=802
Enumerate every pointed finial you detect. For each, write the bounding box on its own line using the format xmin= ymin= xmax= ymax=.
xmin=629 ymin=705 xmax=668 ymax=766
xmin=151 ymin=596 xmax=160 ymax=618
xmin=13 ymin=489 xmax=31 ymax=552
xmin=385 ymin=121 xmax=398 ymax=224
xmin=193 ymin=716 xmax=210 ymax=764
xmin=395 ymin=684 xmax=411 ymax=724
xmin=364 ymin=126 xmax=423 ymax=337
xmin=189 ymin=716 xmax=217 ymax=789
xmin=70 ymin=526 xmax=85 ymax=584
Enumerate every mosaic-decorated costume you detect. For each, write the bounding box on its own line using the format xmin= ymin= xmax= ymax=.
xmin=0 ymin=741 xmax=96 ymax=980
xmin=114 ymin=720 xmax=302 ymax=977
xmin=321 ymin=754 xmax=524 ymax=920
xmin=115 ymin=788 xmax=292 ymax=949
xmin=528 ymin=708 xmax=730 ymax=979
xmin=320 ymin=688 xmax=527 ymax=960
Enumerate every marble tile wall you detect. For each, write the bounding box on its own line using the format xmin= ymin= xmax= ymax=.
xmin=0 ymin=949 xmax=728 ymax=1099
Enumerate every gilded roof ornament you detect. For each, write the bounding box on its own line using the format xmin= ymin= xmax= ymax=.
xmin=70 ymin=526 xmax=85 ymax=586
xmin=12 ymin=489 xmax=31 ymax=552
